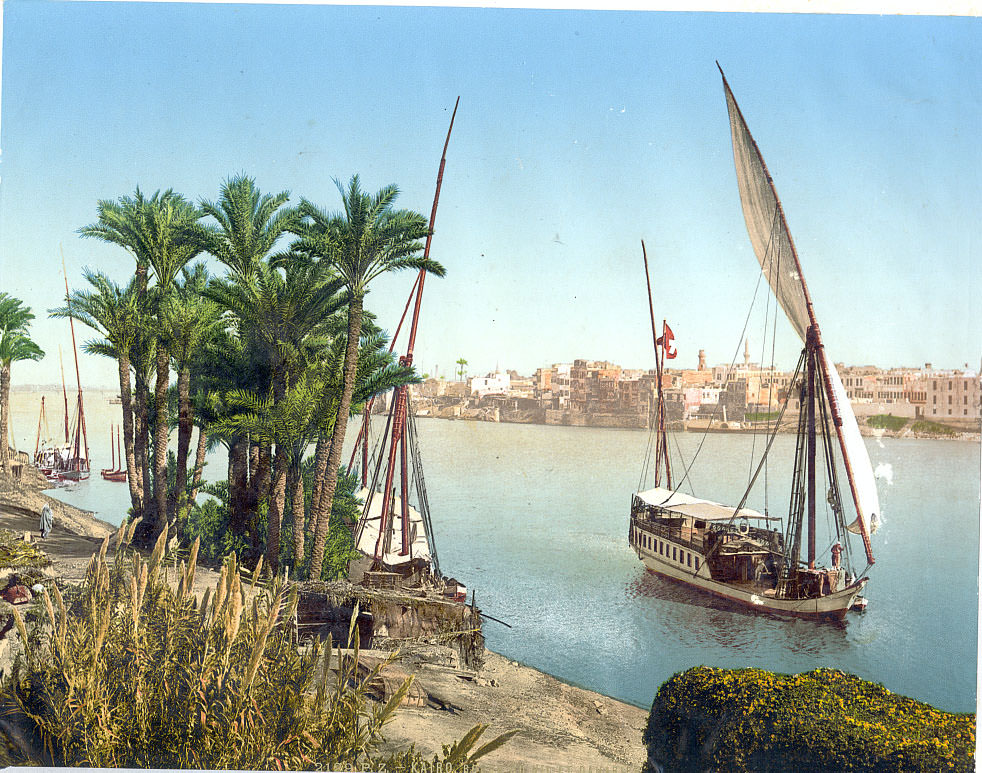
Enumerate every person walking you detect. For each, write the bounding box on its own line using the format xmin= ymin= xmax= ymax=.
xmin=39 ymin=503 xmax=53 ymax=539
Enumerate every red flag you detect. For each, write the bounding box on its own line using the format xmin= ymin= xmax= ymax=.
xmin=656 ymin=321 xmax=677 ymax=359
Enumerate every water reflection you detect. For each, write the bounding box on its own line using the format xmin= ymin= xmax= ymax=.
xmin=626 ymin=569 xmax=849 ymax=656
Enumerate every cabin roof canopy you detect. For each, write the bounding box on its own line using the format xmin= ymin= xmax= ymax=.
xmin=636 ymin=487 xmax=778 ymax=522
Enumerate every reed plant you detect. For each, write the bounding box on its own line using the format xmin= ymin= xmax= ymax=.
xmin=0 ymin=522 xmax=512 ymax=769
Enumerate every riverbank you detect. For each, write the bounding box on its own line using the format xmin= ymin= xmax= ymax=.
xmin=0 ymin=469 xmax=647 ymax=770
xmin=414 ymin=404 xmax=980 ymax=441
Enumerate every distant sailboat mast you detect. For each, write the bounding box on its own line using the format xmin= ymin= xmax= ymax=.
xmin=62 ymin=250 xmax=90 ymax=473
xmin=641 ymin=240 xmax=672 ymax=488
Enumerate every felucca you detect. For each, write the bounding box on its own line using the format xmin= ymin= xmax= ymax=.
xmin=629 ymin=67 xmax=879 ymax=620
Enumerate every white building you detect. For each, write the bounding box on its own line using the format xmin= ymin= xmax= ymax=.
xmin=470 ymin=371 xmax=510 ymax=398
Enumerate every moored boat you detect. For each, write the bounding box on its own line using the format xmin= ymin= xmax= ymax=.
xmin=349 ymin=100 xmax=465 ymax=606
xmin=628 ymin=67 xmax=879 ymax=621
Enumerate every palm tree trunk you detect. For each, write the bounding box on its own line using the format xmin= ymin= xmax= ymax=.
xmin=229 ymin=437 xmax=250 ymax=537
xmin=188 ymin=425 xmax=208 ymax=506
xmin=152 ymin=344 xmax=170 ymax=535
xmin=253 ymin=443 xmax=272 ymax=511
xmin=118 ymin=354 xmax=143 ymax=516
xmin=308 ymin=434 xmax=330 ymax=527
xmin=135 ymin=378 xmax=152 ymax=517
xmin=289 ymin=465 xmax=305 ymax=573
xmin=170 ymin=364 xmax=193 ymax=522
xmin=0 ymin=365 xmax=10 ymax=472
xmin=265 ymin=448 xmax=290 ymax=573
xmin=309 ymin=293 xmax=364 ymax=580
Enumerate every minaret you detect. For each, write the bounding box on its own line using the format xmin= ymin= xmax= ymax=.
xmin=744 ymin=338 xmax=750 ymax=367
xmin=698 ymin=349 xmax=706 ymax=372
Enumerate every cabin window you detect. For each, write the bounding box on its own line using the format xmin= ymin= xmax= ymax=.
xmin=687 ymin=553 xmax=692 ymax=568
xmin=673 ymin=547 xmax=677 ymax=561
xmin=695 ymin=557 xmax=700 ymax=571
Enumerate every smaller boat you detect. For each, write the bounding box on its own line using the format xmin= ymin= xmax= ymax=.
xmin=101 ymin=424 xmax=127 ymax=482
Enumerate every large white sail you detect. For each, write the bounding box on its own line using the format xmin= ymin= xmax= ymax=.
xmin=722 ymin=76 xmax=810 ymax=343
xmin=720 ymin=66 xmax=877 ymax=562
xmin=823 ymin=356 xmax=881 ymax=536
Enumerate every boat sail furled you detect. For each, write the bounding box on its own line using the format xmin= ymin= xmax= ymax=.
xmin=719 ymin=65 xmax=879 ymax=557
xmin=350 ymin=99 xmax=461 ymax=599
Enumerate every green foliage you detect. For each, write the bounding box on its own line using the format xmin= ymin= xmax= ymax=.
xmin=910 ymin=419 xmax=958 ymax=437
xmin=185 ymin=496 xmax=249 ymax=563
xmin=867 ymin=414 xmax=908 ymax=432
xmin=644 ymin=666 xmax=976 ymax=773
xmin=745 ymin=411 xmax=782 ymax=423
xmin=1 ymin=526 xmax=508 ymax=770
xmin=0 ymin=529 xmax=53 ymax=570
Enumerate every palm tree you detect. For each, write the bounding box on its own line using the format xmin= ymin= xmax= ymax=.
xmin=0 ymin=295 xmax=43 ymax=471
xmin=204 ymin=255 xmax=346 ymax=546
xmin=214 ymin=375 xmax=323 ymax=573
xmin=81 ymin=188 xmax=205 ymax=539
xmin=163 ymin=262 xmax=223 ymax=524
xmin=456 ymin=357 xmax=468 ymax=381
xmin=198 ymin=175 xmax=298 ymax=279
xmin=50 ymin=271 xmax=145 ymax=514
xmin=294 ymin=175 xmax=440 ymax=581
xmin=0 ymin=295 xmax=44 ymax=471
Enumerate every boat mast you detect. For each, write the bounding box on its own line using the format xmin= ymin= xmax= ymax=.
xmin=373 ymin=98 xmax=460 ymax=564
xmin=806 ymin=329 xmax=817 ymax=568
xmin=347 ymin=270 xmax=423 ymax=487
xmin=718 ymin=64 xmax=874 ymax=566
xmin=35 ymin=397 xmax=45 ymax=458
xmin=63 ymin=252 xmax=90 ymax=472
xmin=59 ymin=347 xmax=69 ymax=445
xmin=641 ymin=241 xmax=671 ymax=488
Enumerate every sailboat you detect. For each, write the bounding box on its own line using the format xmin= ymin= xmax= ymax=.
xmin=628 ymin=67 xmax=879 ymax=620
xmin=56 ymin=256 xmax=91 ymax=481
xmin=101 ymin=425 xmax=127 ymax=482
xmin=350 ymin=99 xmax=465 ymax=602
xmin=34 ymin=335 xmax=90 ymax=483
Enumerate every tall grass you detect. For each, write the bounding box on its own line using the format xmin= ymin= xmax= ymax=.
xmin=1 ymin=522 xmax=512 ymax=769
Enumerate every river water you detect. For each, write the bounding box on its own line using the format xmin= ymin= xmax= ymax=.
xmin=14 ymin=390 xmax=979 ymax=713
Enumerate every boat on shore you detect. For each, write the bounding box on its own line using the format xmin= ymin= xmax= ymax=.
xmin=349 ymin=100 xmax=469 ymax=606
xmin=629 ymin=67 xmax=879 ymax=621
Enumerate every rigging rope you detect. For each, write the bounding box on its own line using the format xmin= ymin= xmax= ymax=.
xmin=667 ymin=261 xmax=769 ymax=495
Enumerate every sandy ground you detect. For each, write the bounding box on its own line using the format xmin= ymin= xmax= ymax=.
xmin=379 ymin=650 xmax=648 ymax=770
xmin=0 ymin=471 xmax=649 ymax=771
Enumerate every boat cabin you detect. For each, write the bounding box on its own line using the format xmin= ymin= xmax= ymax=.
xmin=631 ymin=487 xmax=784 ymax=587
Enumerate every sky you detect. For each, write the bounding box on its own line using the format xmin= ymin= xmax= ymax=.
xmin=0 ymin=1 xmax=979 ymax=389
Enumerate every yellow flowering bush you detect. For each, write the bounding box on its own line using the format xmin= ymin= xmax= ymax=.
xmin=643 ymin=666 xmax=975 ymax=772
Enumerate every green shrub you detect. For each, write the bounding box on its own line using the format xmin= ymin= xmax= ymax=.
xmin=644 ymin=666 xmax=975 ymax=773
xmin=867 ymin=414 xmax=908 ymax=432
xmin=0 ymin=524 xmax=511 ymax=769
xmin=910 ymin=419 xmax=958 ymax=437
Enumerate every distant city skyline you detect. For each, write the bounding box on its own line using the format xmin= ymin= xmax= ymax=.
xmin=1 ymin=3 xmax=978 ymax=390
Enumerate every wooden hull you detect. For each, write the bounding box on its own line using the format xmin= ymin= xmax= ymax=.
xmin=58 ymin=469 xmax=90 ymax=482
xmin=632 ymin=526 xmax=866 ymax=621
xmin=101 ymin=470 xmax=127 ymax=482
